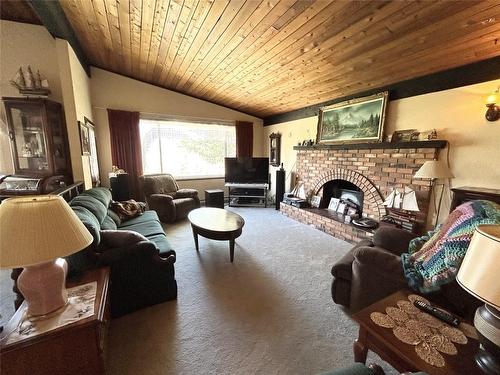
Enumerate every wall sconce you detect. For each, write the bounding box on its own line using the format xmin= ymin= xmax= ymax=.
xmin=485 ymin=87 xmax=499 ymax=122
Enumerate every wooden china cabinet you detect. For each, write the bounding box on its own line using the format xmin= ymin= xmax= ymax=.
xmin=2 ymin=97 xmax=73 ymax=186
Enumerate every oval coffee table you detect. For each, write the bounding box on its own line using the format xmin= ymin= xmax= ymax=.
xmin=188 ymin=207 xmax=245 ymax=262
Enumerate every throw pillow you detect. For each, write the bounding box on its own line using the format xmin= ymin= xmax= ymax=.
xmin=98 ymin=230 xmax=148 ymax=251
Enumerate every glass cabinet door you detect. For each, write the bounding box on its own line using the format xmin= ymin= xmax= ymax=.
xmin=9 ymin=104 xmax=50 ymax=173
xmin=46 ymin=106 xmax=69 ymax=174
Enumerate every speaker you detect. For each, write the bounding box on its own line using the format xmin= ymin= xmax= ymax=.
xmin=205 ymin=189 xmax=224 ymax=208
xmin=110 ymin=173 xmax=130 ymax=201
xmin=275 ymin=166 xmax=285 ymax=210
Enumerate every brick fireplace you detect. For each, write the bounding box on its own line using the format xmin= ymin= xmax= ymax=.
xmin=280 ymin=141 xmax=447 ymax=243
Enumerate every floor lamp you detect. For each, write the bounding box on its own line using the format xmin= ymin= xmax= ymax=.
xmin=413 ymin=160 xmax=454 ymax=227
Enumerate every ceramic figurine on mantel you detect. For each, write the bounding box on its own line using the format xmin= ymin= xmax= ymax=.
xmin=10 ymin=66 xmax=51 ymax=97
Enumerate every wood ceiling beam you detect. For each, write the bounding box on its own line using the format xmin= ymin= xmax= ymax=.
xmin=28 ymin=0 xmax=91 ymax=76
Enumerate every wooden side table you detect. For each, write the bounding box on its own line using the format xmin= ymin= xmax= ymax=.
xmin=0 ymin=267 xmax=110 ymax=375
xmin=352 ymin=290 xmax=481 ymax=374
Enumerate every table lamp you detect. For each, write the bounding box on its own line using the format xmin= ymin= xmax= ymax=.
xmin=0 ymin=195 xmax=93 ymax=317
xmin=456 ymin=225 xmax=500 ymax=375
xmin=413 ymin=160 xmax=454 ymax=226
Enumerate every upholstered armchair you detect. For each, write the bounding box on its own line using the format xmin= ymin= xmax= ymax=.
xmin=330 ymin=226 xmax=480 ymax=320
xmin=140 ymin=174 xmax=200 ymax=223
xmin=331 ymin=227 xmax=416 ymax=313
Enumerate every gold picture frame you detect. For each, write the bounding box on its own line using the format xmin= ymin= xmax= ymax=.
xmin=316 ymin=92 xmax=388 ymax=144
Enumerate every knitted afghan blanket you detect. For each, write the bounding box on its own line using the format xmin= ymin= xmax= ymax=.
xmin=401 ymin=200 xmax=500 ymax=293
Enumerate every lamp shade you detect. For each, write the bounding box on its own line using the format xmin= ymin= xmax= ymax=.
xmin=413 ymin=160 xmax=454 ymax=179
xmin=0 ymin=195 xmax=93 ymax=268
xmin=486 ymin=92 xmax=498 ymax=105
xmin=456 ymin=225 xmax=500 ymax=310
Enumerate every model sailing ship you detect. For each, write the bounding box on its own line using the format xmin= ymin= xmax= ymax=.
xmin=382 ymin=186 xmax=420 ymax=232
xmin=10 ymin=66 xmax=51 ymax=96
xmin=383 ymin=186 xmax=419 ymax=212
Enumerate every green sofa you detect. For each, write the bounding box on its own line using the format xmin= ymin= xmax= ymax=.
xmin=68 ymin=187 xmax=177 ymax=318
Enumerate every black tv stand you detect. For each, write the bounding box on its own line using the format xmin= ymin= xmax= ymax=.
xmin=225 ymin=183 xmax=268 ymax=207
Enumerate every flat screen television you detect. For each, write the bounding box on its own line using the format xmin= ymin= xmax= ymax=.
xmin=225 ymin=157 xmax=269 ymax=184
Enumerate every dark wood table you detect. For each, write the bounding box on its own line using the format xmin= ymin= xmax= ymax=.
xmin=188 ymin=207 xmax=245 ymax=262
xmin=0 ymin=267 xmax=110 ymax=375
xmin=352 ymin=290 xmax=481 ymax=375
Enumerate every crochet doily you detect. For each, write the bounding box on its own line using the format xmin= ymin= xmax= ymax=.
xmin=370 ymin=294 xmax=477 ymax=367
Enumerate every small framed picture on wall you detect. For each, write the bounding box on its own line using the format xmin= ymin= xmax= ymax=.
xmin=78 ymin=121 xmax=90 ymax=155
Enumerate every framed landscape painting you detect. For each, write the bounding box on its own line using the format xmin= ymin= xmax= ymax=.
xmin=316 ymin=92 xmax=388 ymax=144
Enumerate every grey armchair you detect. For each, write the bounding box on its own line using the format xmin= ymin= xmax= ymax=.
xmin=140 ymin=174 xmax=200 ymax=223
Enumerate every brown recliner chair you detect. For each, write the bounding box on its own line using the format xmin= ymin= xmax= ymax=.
xmin=331 ymin=226 xmax=480 ymax=319
xmin=140 ymin=174 xmax=200 ymax=223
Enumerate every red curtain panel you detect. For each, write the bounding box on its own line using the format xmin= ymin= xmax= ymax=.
xmin=107 ymin=109 xmax=143 ymax=200
xmin=235 ymin=121 xmax=253 ymax=157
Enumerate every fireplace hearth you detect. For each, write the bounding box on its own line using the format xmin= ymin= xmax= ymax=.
xmin=281 ymin=142 xmax=447 ymax=243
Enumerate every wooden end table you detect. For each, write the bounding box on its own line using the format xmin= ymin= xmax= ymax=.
xmin=188 ymin=207 xmax=245 ymax=262
xmin=1 ymin=267 xmax=110 ymax=375
xmin=352 ymin=290 xmax=481 ymax=374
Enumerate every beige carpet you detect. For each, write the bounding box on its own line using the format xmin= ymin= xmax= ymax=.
xmin=107 ymin=207 xmax=396 ymax=375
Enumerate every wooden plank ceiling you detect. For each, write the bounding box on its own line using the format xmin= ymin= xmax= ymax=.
xmin=59 ymin=0 xmax=500 ymax=118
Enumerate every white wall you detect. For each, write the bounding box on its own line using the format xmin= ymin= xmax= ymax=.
xmin=55 ymin=39 xmax=93 ymax=185
xmin=0 ymin=21 xmax=93 ymax=184
xmin=89 ymin=67 xmax=263 ymax=194
xmin=0 ymin=20 xmax=63 ymax=174
xmin=263 ymin=79 xmax=500 ymax=224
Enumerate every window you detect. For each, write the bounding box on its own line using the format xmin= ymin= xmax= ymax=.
xmin=139 ymin=118 xmax=236 ymax=178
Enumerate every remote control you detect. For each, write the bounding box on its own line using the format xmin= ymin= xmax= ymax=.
xmin=413 ymin=300 xmax=460 ymax=326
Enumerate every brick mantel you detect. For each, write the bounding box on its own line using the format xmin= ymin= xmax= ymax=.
xmin=281 ymin=142 xmax=447 ymax=243
xmin=293 ymin=140 xmax=447 ymax=151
